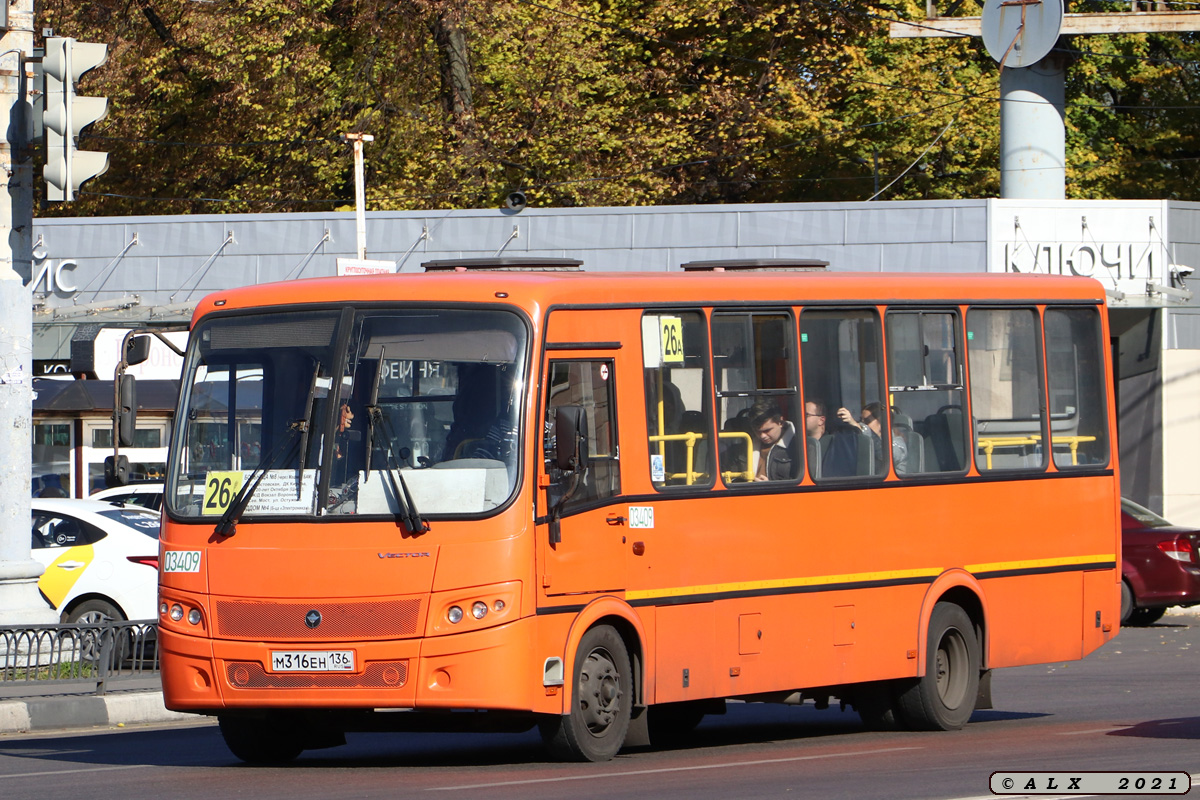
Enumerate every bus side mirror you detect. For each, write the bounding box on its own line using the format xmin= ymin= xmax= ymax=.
xmin=125 ymin=335 xmax=151 ymax=367
xmin=104 ymin=455 xmax=129 ymax=488
xmin=117 ymin=374 xmax=138 ymax=448
xmin=554 ymin=405 xmax=588 ymax=472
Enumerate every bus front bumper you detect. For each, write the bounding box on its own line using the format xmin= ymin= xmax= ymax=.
xmin=160 ymin=615 xmax=544 ymax=714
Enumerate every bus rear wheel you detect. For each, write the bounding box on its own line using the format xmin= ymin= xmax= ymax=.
xmin=1120 ymin=581 xmax=1134 ymax=625
xmin=897 ymin=602 xmax=980 ymax=731
xmin=540 ymin=624 xmax=632 ymax=762
xmin=218 ymin=714 xmax=305 ymax=764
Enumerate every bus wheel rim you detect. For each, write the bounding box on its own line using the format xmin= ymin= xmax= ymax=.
xmin=578 ymin=647 xmax=621 ymax=736
xmin=935 ymin=629 xmax=969 ymax=708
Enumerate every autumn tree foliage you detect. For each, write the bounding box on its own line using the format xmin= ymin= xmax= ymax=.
xmin=36 ymin=0 xmax=1200 ymax=216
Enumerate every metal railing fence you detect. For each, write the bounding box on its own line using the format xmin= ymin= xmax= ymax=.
xmin=0 ymin=620 xmax=159 ymax=696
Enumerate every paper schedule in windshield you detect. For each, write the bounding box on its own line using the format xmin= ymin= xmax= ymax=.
xmin=202 ymin=470 xmax=317 ymax=516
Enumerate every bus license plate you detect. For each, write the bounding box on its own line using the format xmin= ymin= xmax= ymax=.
xmin=270 ymin=650 xmax=355 ymax=672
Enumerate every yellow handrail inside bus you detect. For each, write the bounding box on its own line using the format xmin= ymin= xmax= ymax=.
xmin=648 ymin=431 xmax=704 ymax=484
xmin=976 ymin=434 xmax=1098 ymax=469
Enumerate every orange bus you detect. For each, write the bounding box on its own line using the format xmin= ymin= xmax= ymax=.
xmin=133 ymin=258 xmax=1120 ymax=763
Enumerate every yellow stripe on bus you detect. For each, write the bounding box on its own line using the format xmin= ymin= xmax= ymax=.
xmin=965 ymin=554 xmax=1116 ymax=573
xmin=626 ymin=567 xmax=942 ymax=601
xmin=624 ymin=555 xmax=1117 ymax=602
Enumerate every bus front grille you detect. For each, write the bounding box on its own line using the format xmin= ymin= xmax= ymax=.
xmin=215 ymin=598 xmax=423 ymax=640
xmin=226 ymin=660 xmax=409 ymax=689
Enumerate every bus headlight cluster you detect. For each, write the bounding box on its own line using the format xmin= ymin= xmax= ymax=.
xmin=446 ymin=597 xmax=508 ymax=624
xmin=162 ymin=600 xmax=204 ymax=627
xmin=433 ymin=583 xmax=518 ymax=634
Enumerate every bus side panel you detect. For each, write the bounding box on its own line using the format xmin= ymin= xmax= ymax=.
xmin=816 ymin=586 xmax=926 ymax=686
xmin=1082 ymin=568 xmax=1120 ymax=657
xmin=654 ymin=603 xmax=716 ymax=703
xmin=650 ymin=586 xmax=929 ymax=705
xmin=980 ymin=573 xmax=1085 ymax=668
xmin=712 ymin=589 xmax=925 ymax=698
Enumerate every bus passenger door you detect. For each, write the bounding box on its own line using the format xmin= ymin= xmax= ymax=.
xmin=539 ymin=356 xmax=625 ymax=597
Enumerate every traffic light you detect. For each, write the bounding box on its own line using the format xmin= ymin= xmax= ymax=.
xmin=42 ymin=36 xmax=109 ymax=202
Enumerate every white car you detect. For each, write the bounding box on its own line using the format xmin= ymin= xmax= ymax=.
xmin=89 ymin=482 xmax=164 ymax=511
xmin=31 ymin=497 xmax=161 ymax=623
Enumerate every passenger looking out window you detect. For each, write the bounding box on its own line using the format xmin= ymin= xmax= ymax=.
xmin=837 ymin=402 xmax=908 ymax=475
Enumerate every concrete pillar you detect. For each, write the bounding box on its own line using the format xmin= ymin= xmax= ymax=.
xmin=999 ymin=56 xmax=1067 ymax=200
xmin=0 ymin=0 xmax=56 ymax=624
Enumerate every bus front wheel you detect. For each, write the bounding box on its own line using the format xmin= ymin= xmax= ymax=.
xmin=539 ymin=624 xmax=632 ymax=762
xmin=218 ymin=714 xmax=305 ymax=764
xmin=897 ymin=602 xmax=980 ymax=731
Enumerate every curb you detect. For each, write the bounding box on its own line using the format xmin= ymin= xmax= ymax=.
xmin=0 ymin=691 xmax=192 ymax=734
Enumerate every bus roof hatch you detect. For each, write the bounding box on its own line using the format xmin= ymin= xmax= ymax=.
xmin=679 ymin=259 xmax=828 ymax=272
xmin=421 ymin=257 xmax=584 ymax=272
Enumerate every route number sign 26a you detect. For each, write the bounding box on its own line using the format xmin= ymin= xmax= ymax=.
xmin=660 ymin=317 xmax=684 ymax=364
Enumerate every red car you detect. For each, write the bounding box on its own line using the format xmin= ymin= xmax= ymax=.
xmin=1121 ymin=498 xmax=1200 ymax=625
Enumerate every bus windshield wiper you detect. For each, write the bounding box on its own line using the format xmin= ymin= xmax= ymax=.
xmin=363 ymin=349 xmax=384 ymax=483
xmin=215 ymin=365 xmax=321 ymax=537
xmin=366 ymin=404 xmax=429 ymax=536
xmin=360 ymin=347 xmax=427 ymax=535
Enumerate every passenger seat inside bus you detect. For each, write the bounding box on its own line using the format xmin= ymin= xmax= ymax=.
xmin=807 ymin=428 xmax=872 ymax=479
xmin=922 ymin=406 xmax=966 ymax=471
xmin=891 ymin=411 xmax=925 ymax=474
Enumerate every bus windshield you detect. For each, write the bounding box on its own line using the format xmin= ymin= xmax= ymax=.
xmin=166 ymin=306 xmax=528 ymax=520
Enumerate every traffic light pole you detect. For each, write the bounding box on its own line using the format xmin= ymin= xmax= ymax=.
xmin=0 ymin=0 xmax=55 ymax=624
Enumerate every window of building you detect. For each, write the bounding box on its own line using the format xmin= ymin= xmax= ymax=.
xmin=800 ymin=309 xmax=888 ymax=480
xmin=93 ymin=428 xmax=162 ymax=448
xmin=32 ymin=422 xmax=71 ymax=497
xmin=886 ymin=311 xmax=968 ymax=474
xmin=967 ymin=307 xmax=1046 ymax=471
xmin=88 ymin=460 xmax=166 ymax=495
xmin=643 ymin=311 xmax=715 ymax=489
xmin=712 ymin=311 xmax=801 ymax=484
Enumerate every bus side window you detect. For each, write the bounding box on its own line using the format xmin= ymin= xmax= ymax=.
xmin=642 ymin=311 xmax=715 ymax=489
xmin=712 ymin=311 xmax=801 ymax=485
xmin=1044 ymin=307 xmax=1109 ymax=469
xmin=800 ymin=309 xmax=887 ymax=480
xmin=886 ymin=310 xmax=967 ymax=475
xmin=967 ymin=307 xmax=1046 ymax=471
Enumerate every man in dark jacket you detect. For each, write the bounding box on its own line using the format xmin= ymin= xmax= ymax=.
xmin=743 ymin=401 xmax=800 ymax=482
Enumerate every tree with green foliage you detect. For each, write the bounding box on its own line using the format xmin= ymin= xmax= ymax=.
xmin=35 ymin=0 xmax=1200 ymax=217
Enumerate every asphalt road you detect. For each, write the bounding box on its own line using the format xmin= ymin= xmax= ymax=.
xmin=1 ymin=616 xmax=1198 ymax=799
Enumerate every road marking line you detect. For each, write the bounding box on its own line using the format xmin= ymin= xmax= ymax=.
xmin=2 ymin=763 xmax=153 ymax=780
xmin=1054 ymin=727 xmax=1122 ymax=735
xmin=427 ymin=746 xmax=922 ymax=791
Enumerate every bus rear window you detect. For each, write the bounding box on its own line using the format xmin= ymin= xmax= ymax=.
xmin=1044 ymin=307 xmax=1109 ymax=469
